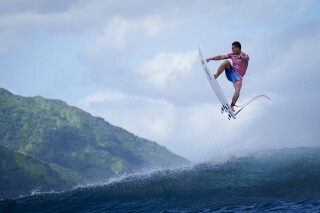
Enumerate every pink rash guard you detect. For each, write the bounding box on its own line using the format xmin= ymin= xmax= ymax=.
xmin=226 ymin=52 xmax=249 ymax=77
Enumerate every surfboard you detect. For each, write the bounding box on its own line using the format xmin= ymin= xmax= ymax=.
xmin=198 ymin=46 xmax=236 ymax=120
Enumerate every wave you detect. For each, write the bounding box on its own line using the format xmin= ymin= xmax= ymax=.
xmin=1 ymin=146 xmax=320 ymax=212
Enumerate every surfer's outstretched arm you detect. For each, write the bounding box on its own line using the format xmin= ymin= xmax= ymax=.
xmin=206 ymin=55 xmax=227 ymax=63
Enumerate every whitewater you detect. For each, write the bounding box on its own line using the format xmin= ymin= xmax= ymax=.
xmin=1 ymin=147 xmax=320 ymax=212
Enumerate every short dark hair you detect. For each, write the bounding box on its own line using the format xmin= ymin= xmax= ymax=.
xmin=232 ymin=41 xmax=241 ymax=50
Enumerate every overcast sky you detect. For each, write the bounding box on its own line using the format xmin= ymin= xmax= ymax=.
xmin=1 ymin=0 xmax=319 ymax=161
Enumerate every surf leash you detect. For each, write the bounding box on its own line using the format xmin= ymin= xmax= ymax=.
xmin=235 ymin=95 xmax=271 ymax=115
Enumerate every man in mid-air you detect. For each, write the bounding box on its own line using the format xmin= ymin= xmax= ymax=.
xmin=206 ymin=41 xmax=249 ymax=112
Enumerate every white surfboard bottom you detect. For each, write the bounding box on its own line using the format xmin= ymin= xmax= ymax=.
xmin=198 ymin=47 xmax=236 ymax=120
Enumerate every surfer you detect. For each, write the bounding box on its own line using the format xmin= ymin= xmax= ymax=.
xmin=206 ymin=41 xmax=249 ymax=112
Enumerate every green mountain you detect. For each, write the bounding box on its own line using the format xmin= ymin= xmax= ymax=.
xmin=0 ymin=88 xmax=188 ymax=198
xmin=0 ymin=145 xmax=81 ymax=198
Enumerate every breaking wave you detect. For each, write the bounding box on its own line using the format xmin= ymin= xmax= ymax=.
xmin=1 ymin=147 xmax=320 ymax=212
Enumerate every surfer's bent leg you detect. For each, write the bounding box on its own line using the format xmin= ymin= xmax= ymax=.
xmin=214 ymin=60 xmax=231 ymax=79
xmin=231 ymin=80 xmax=242 ymax=111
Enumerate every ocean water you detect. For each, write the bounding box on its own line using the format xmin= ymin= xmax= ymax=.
xmin=1 ymin=147 xmax=320 ymax=213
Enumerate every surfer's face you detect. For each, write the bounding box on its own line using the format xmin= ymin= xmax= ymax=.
xmin=232 ymin=45 xmax=240 ymax=55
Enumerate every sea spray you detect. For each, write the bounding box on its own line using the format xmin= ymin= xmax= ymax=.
xmin=1 ymin=147 xmax=320 ymax=212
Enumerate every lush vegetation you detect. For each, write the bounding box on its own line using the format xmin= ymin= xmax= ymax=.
xmin=0 ymin=145 xmax=81 ymax=198
xmin=0 ymin=88 xmax=188 ymax=198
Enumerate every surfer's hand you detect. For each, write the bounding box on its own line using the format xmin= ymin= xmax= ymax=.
xmin=206 ymin=58 xmax=211 ymax=63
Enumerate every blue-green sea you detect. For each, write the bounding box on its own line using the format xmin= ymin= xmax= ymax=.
xmin=1 ymin=147 xmax=320 ymax=212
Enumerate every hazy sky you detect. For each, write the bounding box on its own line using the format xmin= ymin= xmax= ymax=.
xmin=1 ymin=0 xmax=319 ymax=161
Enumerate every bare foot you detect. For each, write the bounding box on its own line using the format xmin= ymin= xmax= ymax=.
xmin=213 ymin=74 xmax=218 ymax=79
xmin=231 ymin=105 xmax=235 ymax=112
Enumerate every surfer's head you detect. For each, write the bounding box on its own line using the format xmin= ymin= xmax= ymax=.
xmin=232 ymin=41 xmax=241 ymax=54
